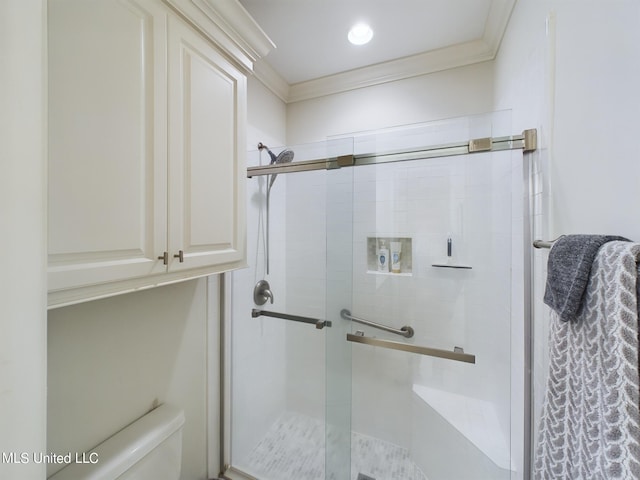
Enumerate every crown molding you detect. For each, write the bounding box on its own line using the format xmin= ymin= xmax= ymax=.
xmin=483 ymin=0 xmax=517 ymax=55
xmin=252 ymin=59 xmax=290 ymax=103
xmin=251 ymin=39 xmax=497 ymax=105
xmin=287 ymin=39 xmax=495 ymax=103
xmin=163 ymin=0 xmax=275 ymax=72
xmin=198 ymin=0 xmax=275 ymax=59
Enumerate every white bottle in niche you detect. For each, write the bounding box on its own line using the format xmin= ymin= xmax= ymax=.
xmin=391 ymin=241 xmax=402 ymax=273
xmin=377 ymin=240 xmax=389 ymax=273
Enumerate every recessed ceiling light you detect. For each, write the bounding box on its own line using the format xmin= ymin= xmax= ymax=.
xmin=348 ymin=23 xmax=373 ymax=46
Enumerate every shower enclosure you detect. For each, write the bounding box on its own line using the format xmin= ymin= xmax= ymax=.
xmin=223 ymin=113 xmax=534 ymax=480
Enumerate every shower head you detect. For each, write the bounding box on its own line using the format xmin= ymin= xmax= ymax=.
xmin=272 ymin=149 xmax=294 ymax=165
xmin=268 ymin=149 xmax=294 ymax=189
xmin=258 ymin=143 xmax=294 ymax=162
xmin=258 ymin=143 xmax=294 ymax=190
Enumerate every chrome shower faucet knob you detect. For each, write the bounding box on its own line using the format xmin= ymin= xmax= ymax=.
xmin=253 ymin=280 xmax=274 ymax=305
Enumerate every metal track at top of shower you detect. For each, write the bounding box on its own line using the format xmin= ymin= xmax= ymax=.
xmin=247 ymin=129 xmax=537 ymax=178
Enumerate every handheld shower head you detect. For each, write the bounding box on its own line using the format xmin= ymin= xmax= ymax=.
xmin=273 ymin=149 xmax=295 ymax=164
xmin=258 ymin=143 xmax=295 ymax=275
xmin=258 ymin=143 xmax=295 ymax=190
xmin=268 ymin=149 xmax=294 ymax=189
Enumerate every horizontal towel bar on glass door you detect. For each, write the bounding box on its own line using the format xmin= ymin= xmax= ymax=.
xmin=533 ymin=235 xmax=564 ymax=249
xmin=341 ymin=309 xmax=414 ymax=338
xmin=252 ymin=309 xmax=332 ymax=329
xmin=533 ymin=240 xmax=552 ymax=249
xmin=346 ymin=332 xmax=476 ymax=364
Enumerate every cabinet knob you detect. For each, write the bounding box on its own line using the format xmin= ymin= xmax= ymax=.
xmin=174 ymin=250 xmax=184 ymax=263
xmin=158 ymin=252 xmax=169 ymax=265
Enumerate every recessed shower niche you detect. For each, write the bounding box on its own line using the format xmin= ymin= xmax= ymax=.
xmin=367 ymin=236 xmax=412 ymax=275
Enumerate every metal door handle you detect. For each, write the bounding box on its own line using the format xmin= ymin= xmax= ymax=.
xmin=346 ymin=333 xmax=475 ymax=364
xmin=341 ymin=309 xmax=414 ymax=338
xmin=158 ymin=252 xmax=168 ymax=265
xmin=252 ymin=309 xmax=331 ymax=329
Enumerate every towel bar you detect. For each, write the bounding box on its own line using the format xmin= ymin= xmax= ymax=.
xmin=341 ymin=309 xmax=414 ymax=338
xmin=252 ymin=309 xmax=332 ymax=329
xmin=533 ymin=236 xmax=565 ymax=249
xmin=346 ymin=332 xmax=476 ymax=364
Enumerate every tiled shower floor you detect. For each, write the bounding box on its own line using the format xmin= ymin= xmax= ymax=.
xmin=241 ymin=411 xmax=428 ymax=480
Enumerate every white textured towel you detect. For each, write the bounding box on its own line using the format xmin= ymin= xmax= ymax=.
xmin=534 ymin=241 xmax=640 ymax=479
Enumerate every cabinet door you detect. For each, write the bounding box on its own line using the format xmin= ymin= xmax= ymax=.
xmin=48 ymin=0 xmax=168 ymax=292
xmin=167 ymin=15 xmax=247 ymax=272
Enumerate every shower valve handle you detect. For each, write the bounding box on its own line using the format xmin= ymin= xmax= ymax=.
xmin=254 ymin=280 xmax=274 ymax=306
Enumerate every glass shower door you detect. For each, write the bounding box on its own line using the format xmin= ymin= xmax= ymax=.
xmin=228 ymin=140 xmax=354 ymax=480
xmin=228 ymin=112 xmax=524 ymax=480
xmin=325 ymin=116 xmax=519 ymax=480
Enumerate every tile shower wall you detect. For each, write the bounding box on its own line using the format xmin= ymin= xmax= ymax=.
xmin=230 ymin=147 xmax=289 ymax=464
xmin=284 ymin=142 xmax=516 ymax=474
xmin=349 ymin=152 xmax=515 ymax=454
xmin=230 ymin=76 xmax=290 ymax=467
xmin=284 ymin=168 xmax=328 ymax=419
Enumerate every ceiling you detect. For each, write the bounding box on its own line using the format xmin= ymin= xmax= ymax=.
xmin=238 ymin=0 xmax=516 ymax=102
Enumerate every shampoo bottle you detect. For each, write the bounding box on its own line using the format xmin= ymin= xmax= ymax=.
xmin=377 ymin=240 xmax=389 ymax=272
xmin=391 ymin=241 xmax=402 ymax=273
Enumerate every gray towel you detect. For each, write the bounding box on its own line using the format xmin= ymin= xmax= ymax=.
xmin=534 ymin=241 xmax=640 ymax=479
xmin=543 ymin=234 xmax=629 ymax=321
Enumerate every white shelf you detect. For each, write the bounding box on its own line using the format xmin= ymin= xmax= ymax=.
xmin=366 ymin=270 xmax=413 ymax=277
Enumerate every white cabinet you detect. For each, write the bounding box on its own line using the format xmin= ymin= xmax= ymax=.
xmin=48 ymin=0 xmax=252 ymax=307
xmin=166 ymin=15 xmax=246 ymax=273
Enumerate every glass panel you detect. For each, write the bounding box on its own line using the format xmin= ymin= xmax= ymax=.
xmin=230 ymin=143 xmax=332 ymax=480
xmin=342 ymin=113 xmax=516 ymax=480
xmin=348 ymin=151 xmax=514 ymax=480
xmin=325 ymin=165 xmax=354 ymax=480
xmin=230 ymin=139 xmax=356 ymax=480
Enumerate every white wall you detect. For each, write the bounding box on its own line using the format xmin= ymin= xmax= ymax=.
xmin=287 ymin=61 xmax=495 ymax=144
xmin=47 ymin=278 xmax=217 ymax=480
xmin=550 ymin=1 xmax=640 ymax=238
xmin=0 ymin=1 xmax=48 ymax=479
xmin=247 ymin=76 xmax=287 ymax=149
xmin=493 ymin=0 xmax=640 ymax=460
